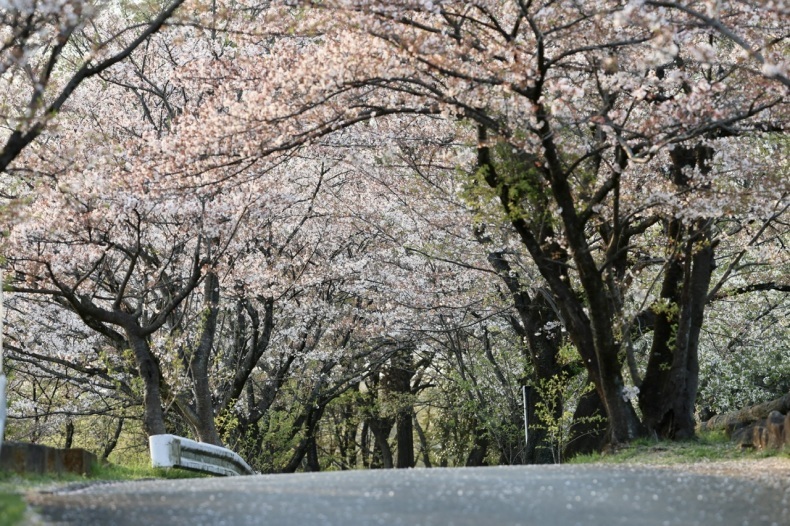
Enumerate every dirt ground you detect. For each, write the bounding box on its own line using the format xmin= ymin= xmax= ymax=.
xmin=638 ymin=457 xmax=790 ymax=490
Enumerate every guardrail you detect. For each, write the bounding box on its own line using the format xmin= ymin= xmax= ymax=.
xmin=149 ymin=434 xmax=254 ymax=476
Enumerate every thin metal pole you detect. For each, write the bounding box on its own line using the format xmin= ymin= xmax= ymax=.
xmin=522 ymin=385 xmax=528 ymax=450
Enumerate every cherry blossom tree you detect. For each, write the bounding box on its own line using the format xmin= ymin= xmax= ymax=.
xmin=0 ymin=0 xmax=188 ymax=177
xmin=3 ymin=296 xmax=137 ymax=455
xmin=144 ymin=0 xmax=786 ymax=444
xmin=2 ymin=0 xmax=787 ymax=465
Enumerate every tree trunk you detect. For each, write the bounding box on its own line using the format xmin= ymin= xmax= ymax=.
xmin=640 ymin=145 xmax=715 ymax=439
xmin=360 ymin=420 xmax=372 ymax=468
xmin=663 ymin=225 xmax=712 ymax=438
xmin=305 ymin=436 xmax=320 ymax=472
xmin=127 ymin=330 xmax=166 ymax=436
xmin=413 ymin=411 xmax=432 ymax=468
xmin=476 ymin=126 xmax=642 ymax=447
xmin=64 ymin=421 xmax=74 ymax=449
xmin=189 ymin=271 xmax=222 ymax=445
xmin=563 ymin=385 xmax=607 ymax=460
xmin=396 ymin=411 xmax=414 ymax=468
xmin=281 ymin=404 xmax=326 ymax=473
xmin=391 ymin=350 xmax=415 ymax=469
xmin=640 ymin=219 xmax=684 ymax=434
xmin=596 ymin=350 xmax=643 ymax=445
xmin=465 ymin=422 xmax=489 ymax=466
xmin=102 ymin=417 xmax=125 ymax=461
xmin=482 ymin=246 xmax=566 ymax=463
xmin=523 ymin=386 xmax=559 ymax=464
xmin=368 ymin=415 xmax=394 ymax=469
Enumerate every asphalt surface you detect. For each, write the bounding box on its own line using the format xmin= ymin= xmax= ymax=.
xmin=26 ymin=464 xmax=790 ymax=526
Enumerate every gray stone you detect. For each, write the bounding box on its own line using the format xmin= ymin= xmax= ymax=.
xmin=752 ymin=422 xmax=769 ymax=450
xmin=765 ymin=410 xmax=785 ymax=449
xmin=732 ymin=423 xmax=757 ymax=448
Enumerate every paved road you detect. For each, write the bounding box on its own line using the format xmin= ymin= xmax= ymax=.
xmin=26 ymin=465 xmax=790 ymax=526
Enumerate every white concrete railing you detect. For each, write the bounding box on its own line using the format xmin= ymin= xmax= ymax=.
xmin=149 ymin=434 xmax=254 ymax=476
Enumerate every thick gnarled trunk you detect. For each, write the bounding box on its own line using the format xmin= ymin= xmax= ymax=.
xmin=127 ymin=330 xmax=166 ymax=436
xmin=641 ymin=223 xmax=713 ymax=438
xmin=187 ymin=271 xmax=222 ymax=445
xmin=640 ymin=145 xmax=715 ymax=439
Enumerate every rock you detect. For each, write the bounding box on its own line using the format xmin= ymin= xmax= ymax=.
xmin=725 ymin=410 xmax=789 ymax=451
xmin=752 ymin=423 xmax=769 ymax=450
xmin=732 ymin=423 xmax=757 ymax=448
xmin=700 ymin=393 xmax=790 ymax=434
xmin=766 ymin=411 xmax=785 ymax=450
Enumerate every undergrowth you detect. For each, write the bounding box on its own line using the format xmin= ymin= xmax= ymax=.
xmin=0 ymin=492 xmax=26 ymax=526
xmin=0 ymin=459 xmax=207 ymax=525
xmin=569 ymin=430 xmax=789 ymax=464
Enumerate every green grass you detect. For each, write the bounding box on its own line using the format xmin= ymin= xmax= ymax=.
xmin=91 ymin=460 xmax=211 ymax=481
xmin=0 ymin=460 xmax=208 ymax=525
xmin=0 ymin=459 xmax=207 ymax=489
xmin=569 ymin=430 xmax=790 ymax=465
xmin=0 ymin=492 xmax=26 ymax=526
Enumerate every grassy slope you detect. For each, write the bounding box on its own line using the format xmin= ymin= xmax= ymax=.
xmin=0 ymin=461 xmax=207 ymax=526
xmin=0 ymin=492 xmax=26 ymax=526
xmin=569 ymin=430 xmax=790 ymax=465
